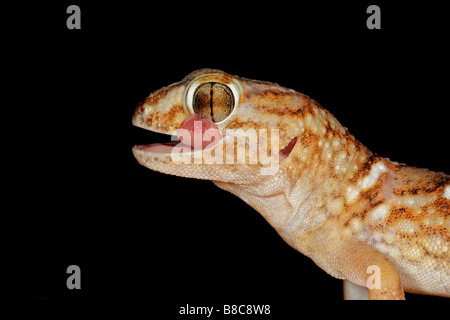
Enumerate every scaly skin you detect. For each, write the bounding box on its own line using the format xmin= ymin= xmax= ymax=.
xmin=132 ymin=69 xmax=449 ymax=300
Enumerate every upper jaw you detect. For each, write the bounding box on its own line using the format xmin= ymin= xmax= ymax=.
xmin=131 ymin=106 xmax=177 ymax=136
xmin=132 ymin=78 xmax=190 ymax=135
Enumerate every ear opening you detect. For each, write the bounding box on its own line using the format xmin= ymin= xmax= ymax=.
xmin=279 ymin=137 xmax=298 ymax=160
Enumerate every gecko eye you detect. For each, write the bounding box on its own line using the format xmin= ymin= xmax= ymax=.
xmin=192 ymin=82 xmax=234 ymax=123
xmin=185 ymin=74 xmax=241 ymax=124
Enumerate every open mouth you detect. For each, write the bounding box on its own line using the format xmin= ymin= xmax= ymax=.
xmin=132 ymin=114 xmax=298 ymax=161
xmin=132 ymin=114 xmax=223 ymax=154
xmin=133 ymin=141 xmax=183 ymax=153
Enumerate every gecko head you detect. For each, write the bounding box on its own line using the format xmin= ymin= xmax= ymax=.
xmin=132 ymin=69 xmax=309 ymax=183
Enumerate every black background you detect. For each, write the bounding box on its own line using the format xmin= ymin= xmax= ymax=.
xmin=5 ymin=0 xmax=449 ymax=310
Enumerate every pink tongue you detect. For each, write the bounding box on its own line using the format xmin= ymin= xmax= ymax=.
xmin=177 ymin=114 xmax=222 ymax=149
xmin=135 ymin=115 xmax=222 ymax=154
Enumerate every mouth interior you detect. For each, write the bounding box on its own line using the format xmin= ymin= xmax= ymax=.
xmin=134 ymin=140 xmax=183 ymax=153
xmin=133 ymin=114 xmax=222 ymax=154
xmin=133 ymin=115 xmax=298 ymax=160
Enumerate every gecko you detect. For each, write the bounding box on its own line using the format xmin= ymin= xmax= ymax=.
xmin=132 ymin=69 xmax=449 ymax=300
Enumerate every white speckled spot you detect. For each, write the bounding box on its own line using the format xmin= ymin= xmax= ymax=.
xmin=384 ymin=231 xmax=396 ymax=245
xmin=360 ymin=162 xmax=387 ymax=189
xmin=370 ymin=204 xmax=389 ymax=223
xmin=347 ymin=186 xmax=359 ymax=203
xmin=444 ymin=185 xmax=450 ymax=199
xmin=395 ymin=194 xmax=437 ymax=207
xmin=333 ymin=138 xmax=340 ymax=148
xmin=396 ymin=219 xmax=419 ymax=234
xmin=351 ymin=219 xmax=363 ymax=233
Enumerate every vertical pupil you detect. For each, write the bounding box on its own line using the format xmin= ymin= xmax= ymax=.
xmin=193 ymin=82 xmax=234 ymax=122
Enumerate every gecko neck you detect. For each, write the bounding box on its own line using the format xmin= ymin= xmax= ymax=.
xmin=214 ymin=110 xmax=380 ymax=234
